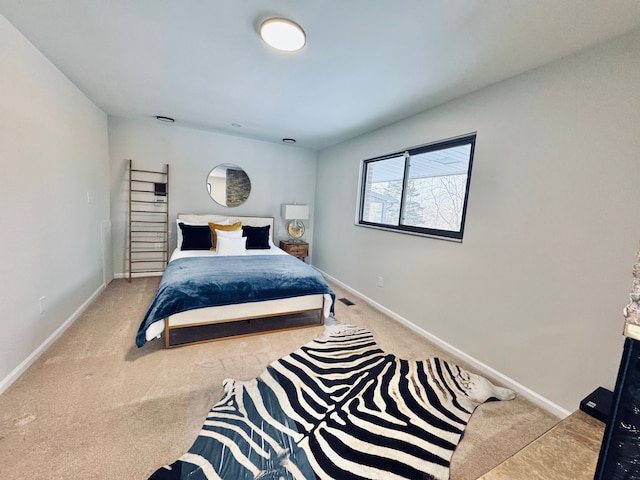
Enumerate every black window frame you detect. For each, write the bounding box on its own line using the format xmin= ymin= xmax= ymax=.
xmin=357 ymin=133 xmax=476 ymax=241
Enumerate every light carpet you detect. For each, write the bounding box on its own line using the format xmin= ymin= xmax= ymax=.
xmin=0 ymin=277 xmax=558 ymax=479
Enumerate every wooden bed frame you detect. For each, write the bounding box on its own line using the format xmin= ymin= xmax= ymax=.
xmin=164 ymin=214 xmax=328 ymax=348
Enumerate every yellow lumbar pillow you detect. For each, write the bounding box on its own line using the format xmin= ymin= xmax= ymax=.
xmin=208 ymin=222 xmax=242 ymax=249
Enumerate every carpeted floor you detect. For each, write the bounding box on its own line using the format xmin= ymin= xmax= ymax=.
xmin=0 ymin=277 xmax=559 ymax=479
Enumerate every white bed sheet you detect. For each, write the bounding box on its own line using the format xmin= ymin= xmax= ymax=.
xmin=169 ymin=241 xmax=287 ymax=261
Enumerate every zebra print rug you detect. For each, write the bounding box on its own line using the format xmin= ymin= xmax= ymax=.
xmin=148 ymin=324 xmax=515 ymax=480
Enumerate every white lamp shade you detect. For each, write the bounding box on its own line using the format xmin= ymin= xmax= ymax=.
xmin=281 ymin=204 xmax=309 ymax=220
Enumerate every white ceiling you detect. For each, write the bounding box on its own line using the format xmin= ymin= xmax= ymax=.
xmin=2 ymin=1 xmax=640 ymax=150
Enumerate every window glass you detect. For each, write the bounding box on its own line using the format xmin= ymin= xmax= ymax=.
xmin=404 ymin=144 xmax=471 ymax=232
xmin=358 ymin=134 xmax=475 ymax=241
xmin=361 ymin=154 xmax=404 ymax=225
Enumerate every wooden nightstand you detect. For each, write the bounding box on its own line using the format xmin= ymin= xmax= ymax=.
xmin=279 ymin=240 xmax=309 ymax=261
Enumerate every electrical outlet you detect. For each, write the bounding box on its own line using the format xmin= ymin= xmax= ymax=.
xmin=377 ymin=276 xmax=384 ymax=287
xmin=39 ymin=296 xmax=46 ymax=314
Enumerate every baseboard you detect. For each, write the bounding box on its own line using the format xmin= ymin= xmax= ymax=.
xmin=0 ymin=283 xmax=106 ymax=396
xmin=319 ymin=270 xmax=571 ymax=419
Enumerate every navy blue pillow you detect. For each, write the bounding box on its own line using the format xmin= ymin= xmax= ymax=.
xmin=179 ymin=223 xmax=212 ymax=250
xmin=242 ymin=225 xmax=271 ymax=249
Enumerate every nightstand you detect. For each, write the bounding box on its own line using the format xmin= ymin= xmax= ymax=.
xmin=279 ymin=240 xmax=309 ymax=261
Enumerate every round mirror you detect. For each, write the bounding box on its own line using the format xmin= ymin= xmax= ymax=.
xmin=206 ymin=163 xmax=251 ymax=207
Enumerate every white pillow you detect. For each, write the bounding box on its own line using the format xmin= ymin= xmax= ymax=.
xmin=215 ymin=228 xmax=243 ymax=239
xmin=216 ymin=236 xmax=247 ymax=256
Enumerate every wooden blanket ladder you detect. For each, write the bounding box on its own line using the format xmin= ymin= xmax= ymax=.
xmin=128 ymin=160 xmax=169 ymax=281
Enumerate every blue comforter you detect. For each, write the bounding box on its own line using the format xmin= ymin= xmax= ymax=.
xmin=136 ymin=255 xmax=335 ymax=347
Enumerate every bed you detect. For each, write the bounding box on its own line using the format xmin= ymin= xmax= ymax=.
xmin=136 ymin=214 xmax=335 ymax=348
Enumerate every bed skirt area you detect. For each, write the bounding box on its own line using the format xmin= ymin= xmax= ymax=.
xmin=163 ymin=294 xmax=329 ymax=347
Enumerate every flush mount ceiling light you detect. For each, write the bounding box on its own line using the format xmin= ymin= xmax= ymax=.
xmin=259 ymin=18 xmax=306 ymax=52
xmin=155 ymin=115 xmax=175 ymax=123
xmin=282 ymin=138 xmax=296 ymax=144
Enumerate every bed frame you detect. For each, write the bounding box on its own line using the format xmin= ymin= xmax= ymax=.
xmin=164 ymin=214 xmax=327 ymax=348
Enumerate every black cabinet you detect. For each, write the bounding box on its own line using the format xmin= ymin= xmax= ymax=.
xmin=594 ymin=336 xmax=640 ymax=479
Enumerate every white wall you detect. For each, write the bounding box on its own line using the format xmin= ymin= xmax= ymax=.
xmin=108 ymin=117 xmax=318 ymax=277
xmin=314 ymin=30 xmax=640 ymax=412
xmin=0 ymin=15 xmax=110 ymax=389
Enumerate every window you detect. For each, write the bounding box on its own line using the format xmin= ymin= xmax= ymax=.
xmin=358 ymin=133 xmax=476 ymax=241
